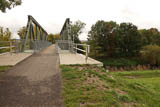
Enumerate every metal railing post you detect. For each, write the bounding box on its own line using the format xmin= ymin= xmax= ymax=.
xmin=76 ymin=44 xmax=77 ymax=54
xmin=85 ymin=45 xmax=88 ymax=63
xmin=10 ymin=40 xmax=12 ymax=54
xmin=88 ymin=45 xmax=90 ymax=53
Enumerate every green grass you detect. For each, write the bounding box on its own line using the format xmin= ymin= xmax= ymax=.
xmin=0 ymin=66 xmax=11 ymax=72
xmin=61 ymin=65 xmax=160 ymax=107
xmin=0 ymin=42 xmax=10 ymax=47
xmin=0 ymin=48 xmax=10 ymax=54
xmin=97 ymin=58 xmax=144 ymax=67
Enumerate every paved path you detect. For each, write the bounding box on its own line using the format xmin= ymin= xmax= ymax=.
xmin=0 ymin=45 xmax=63 ymax=107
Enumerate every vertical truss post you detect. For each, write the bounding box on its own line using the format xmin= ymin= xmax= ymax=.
xmin=21 ymin=17 xmax=32 ymax=52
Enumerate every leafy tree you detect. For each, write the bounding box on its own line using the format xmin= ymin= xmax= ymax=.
xmin=69 ymin=20 xmax=86 ymax=53
xmin=150 ymin=28 xmax=160 ymax=44
xmin=70 ymin=20 xmax=86 ymax=44
xmin=140 ymin=45 xmax=160 ymax=65
xmin=17 ymin=26 xmax=26 ymax=40
xmin=116 ymin=23 xmax=141 ymax=57
xmin=0 ymin=27 xmax=11 ymax=41
xmin=4 ymin=28 xmax=11 ymax=41
xmin=139 ymin=29 xmax=152 ymax=46
xmin=0 ymin=0 xmax=22 ymax=12
xmin=139 ymin=28 xmax=160 ymax=46
xmin=0 ymin=27 xmax=4 ymax=40
xmin=48 ymin=34 xmax=54 ymax=43
xmin=88 ymin=20 xmax=117 ymax=57
xmin=48 ymin=33 xmax=60 ymax=44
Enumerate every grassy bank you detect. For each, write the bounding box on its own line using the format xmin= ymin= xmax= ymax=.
xmin=61 ymin=65 xmax=160 ymax=107
xmin=0 ymin=66 xmax=11 ymax=72
xmin=97 ymin=58 xmax=144 ymax=67
xmin=0 ymin=48 xmax=10 ymax=54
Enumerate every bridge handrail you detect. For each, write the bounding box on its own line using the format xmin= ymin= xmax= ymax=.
xmin=0 ymin=46 xmax=14 ymax=49
xmin=0 ymin=41 xmax=15 ymax=53
xmin=56 ymin=40 xmax=90 ymax=63
xmin=72 ymin=43 xmax=90 ymax=63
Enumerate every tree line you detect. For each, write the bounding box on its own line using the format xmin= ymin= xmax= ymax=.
xmin=87 ymin=20 xmax=160 ymax=57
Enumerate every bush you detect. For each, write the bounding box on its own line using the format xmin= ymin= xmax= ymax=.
xmin=98 ymin=58 xmax=142 ymax=67
xmin=140 ymin=45 xmax=160 ymax=65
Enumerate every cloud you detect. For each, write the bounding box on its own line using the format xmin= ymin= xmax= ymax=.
xmin=1 ymin=0 xmax=160 ymax=40
xmin=121 ymin=7 xmax=138 ymax=21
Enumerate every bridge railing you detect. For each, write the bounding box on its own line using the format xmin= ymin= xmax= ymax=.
xmin=0 ymin=39 xmax=52 ymax=54
xmin=17 ymin=39 xmax=52 ymax=53
xmin=56 ymin=40 xmax=90 ymax=63
xmin=72 ymin=43 xmax=90 ymax=63
xmin=0 ymin=41 xmax=15 ymax=54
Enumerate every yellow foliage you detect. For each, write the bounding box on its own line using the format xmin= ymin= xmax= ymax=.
xmin=140 ymin=45 xmax=160 ymax=65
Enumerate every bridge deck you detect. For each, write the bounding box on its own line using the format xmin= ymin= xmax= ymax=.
xmin=59 ymin=52 xmax=103 ymax=66
xmin=0 ymin=52 xmax=33 ymax=66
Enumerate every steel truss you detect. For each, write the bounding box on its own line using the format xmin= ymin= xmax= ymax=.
xmin=57 ymin=18 xmax=90 ymax=63
xmin=21 ymin=15 xmax=51 ymax=52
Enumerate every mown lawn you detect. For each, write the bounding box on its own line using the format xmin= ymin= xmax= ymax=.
xmin=61 ymin=65 xmax=160 ymax=107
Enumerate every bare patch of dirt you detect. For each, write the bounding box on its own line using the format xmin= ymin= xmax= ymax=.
xmin=115 ymin=88 xmax=128 ymax=95
xmin=124 ymin=76 xmax=137 ymax=79
xmin=80 ymin=102 xmax=97 ymax=107
xmin=107 ymin=75 xmax=115 ymax=80
xmin=71 ymin=65 xmax=106 ymax=75
xmin=120 ymin=102 xmax=138 ymax=107
xmin=83 ymin=73 xmax=108 ymax=90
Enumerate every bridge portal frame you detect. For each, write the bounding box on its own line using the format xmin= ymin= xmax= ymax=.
xmin=21 ymin=15 xmax=50 ymax=52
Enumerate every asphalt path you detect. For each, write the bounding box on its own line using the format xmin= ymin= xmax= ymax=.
xmin=0 ymin=45 xmax=63 ymax=107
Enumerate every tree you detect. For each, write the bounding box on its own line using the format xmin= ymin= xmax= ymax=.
xmin=4 ymin=28 xmax=11 ymax=41
xmin=0 ymin=27 xmax=4 ymax=40
xmin=17 ymin=26 xmax=26 ymax=40
xmin=88 ymin=20 xmax=118 ymax=57
xmin=48 ymin=33 xmax=60 ymax=44
xmin=70 ymin=20 xmax=86 ymax=44
xmin=140 ymin=45 xmax=160 ymax=65
xmin=116 ymin=23 xmax=141 ymax=57
xmin=69 ymin=20 xmax=86 ymax=53
xmin=139 ymin=29 xmax=152 ymax=46
xmin=0 ymin=27 xmax=11 ymax=41
xmin=139 ymin=28 xmax=160 ymax=46
xmin=0 ymin=0 xmax=22 ymax=12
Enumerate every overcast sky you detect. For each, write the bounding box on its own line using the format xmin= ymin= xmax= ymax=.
xmin=0 ymin=0 xmax=160 ymax=40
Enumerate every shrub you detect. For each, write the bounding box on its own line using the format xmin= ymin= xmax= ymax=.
xmin=140 ymin=45 xmax=160 ymax=65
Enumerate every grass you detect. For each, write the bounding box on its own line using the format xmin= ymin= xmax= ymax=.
xmin=97 ymin=58 xmax=144 ymax=67
xmin=0 ymin=48 xmax=10 ymax=54
xmin=0 ymin=66 xmax=11 ymax=72
xmin=61 ymin=65 xmax=160 ymax=107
